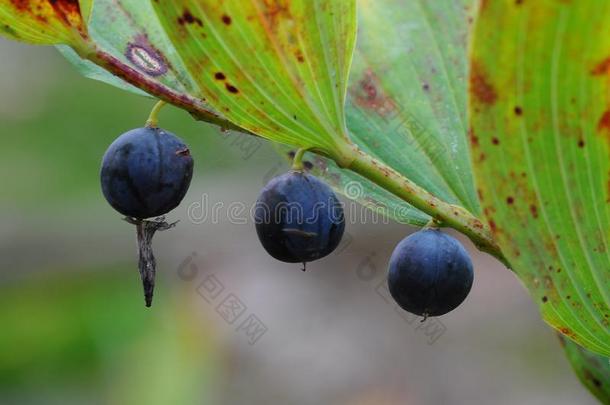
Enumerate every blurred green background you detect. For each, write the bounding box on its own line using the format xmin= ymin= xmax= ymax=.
xmin=0 ymin=39 xmax=601 ymax=405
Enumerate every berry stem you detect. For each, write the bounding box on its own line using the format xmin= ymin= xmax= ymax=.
xmin=146 ymin=100 xmax=167 ymax=128
xmin=291 ymin=148 xmax=307 ymax=171
xmin=424 ymin=219 xmax=442 ymax=230
xmin=345 ymin=145 xmax=510 ymax=268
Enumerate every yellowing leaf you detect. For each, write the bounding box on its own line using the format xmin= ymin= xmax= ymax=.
xmin=0 ymin=0 xmax=89 ymax=46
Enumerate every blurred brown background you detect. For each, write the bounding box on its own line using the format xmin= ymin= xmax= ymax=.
xmin=0 ymin=38 xmax=598 ymax=405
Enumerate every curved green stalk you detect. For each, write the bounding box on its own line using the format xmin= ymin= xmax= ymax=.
xmin=145 ymin=100 xmax=167 ymax=128
xmin=291 ymin=148 xmax=308 ymax=171
xmin=344 ymin=144 xmax=509 ymax=267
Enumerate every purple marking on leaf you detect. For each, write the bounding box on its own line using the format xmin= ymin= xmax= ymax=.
xmin=125 ymin=42 xmax=168 ymax=77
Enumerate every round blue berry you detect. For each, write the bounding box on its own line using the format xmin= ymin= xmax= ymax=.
xmin=255 ymin=171 xmax=345 ymax=264
xmin=100 ymin=127 xmax=193 ymax=219
xmin=388 ymin=229 xmax=474 ymax=317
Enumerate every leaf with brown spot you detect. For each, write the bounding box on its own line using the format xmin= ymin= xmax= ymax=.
xmin=471 ymin=0 xmax=610 ymax=356
xmin=470 ymin=60 xmax=498 ymax=106
xmin=151 ymin=0 xmax=357 ymax=164
xmin=55 ymin=0 xmax=240 ymax=130
xmin=0 ymin=0 xmax=90 ymax=46
xmin=76 ymin=0 xmax=208 ymax=101
xmin=286 ymin=0 xmax=480 ymax=226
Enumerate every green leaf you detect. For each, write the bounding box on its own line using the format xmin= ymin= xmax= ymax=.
xmin=470 ymin=0 xmax=610 ymax=356
xmin=0 ymin=0 xmax=89 ymax=46
xmin=560 ymin=335 xmax=610 ymax=403
xmin=280 ymin=0 xmax=478 ymax=226
xmin=151 ymin=0 xmax=357 ymax=164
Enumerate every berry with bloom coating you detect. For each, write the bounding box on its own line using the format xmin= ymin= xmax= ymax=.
xmin=100 ymin=127 xmax=193 ymax=219
xmin=255 ymin=171 xmax=345 ymax=265
xmin=388 ymin=229 xmax=474 ymax=317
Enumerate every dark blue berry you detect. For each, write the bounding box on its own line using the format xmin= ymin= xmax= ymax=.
xmin=255 ymin=171 xmax=345 ymax=265
xmin=100 ymin=127 xmax=194 ymax=219
xmin=388 ymin=229 xmax=474 ymax=317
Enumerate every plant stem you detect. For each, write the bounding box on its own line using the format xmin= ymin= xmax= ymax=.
xmin=292 ymin=148 xmax=307 ymax=171
xmin=146 ymin=100 xmax=166 ymax=128
xmin=346 ymin=146 xmax=510 ymax=267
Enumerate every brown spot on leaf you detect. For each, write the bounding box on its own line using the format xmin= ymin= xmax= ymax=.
xmin=514 ymin=106 xmax=523 ymax=116
xmin=530 ymin=204 xmax=539 ymax=218
xmin=177 ymin=9 xmax=203 ymax=26
xmin=488 ymin=219 xmax=497 ymax=232
xmin=9 ymin=0 xmax=30 ymax=12
xmin=261 ymin=0 xmax=291 ymax=29
xmin=214 ymin=72 xmax=226 ymax=80
xmin=591 ymin=56 xmax=610 ymax=76
xmin=294 ymin=49 xmax=305 ymax=63
xmin=125 ymin=39 xmax=168 ymax=77
xmin=11 ymin=0 xmax=85 ymax=35
xmin=491 ymin=137 xmax=500 ymax=145
xmin=225 ymin=83 xmax=239 ymax=94
xmin=49 ymin=0 xmax=81 ymax=26
xmin=559 ymin=327 xmax=575 ymax=338
xmin=351 ymin=70 xmax=396 ymax=116
xmin=541 ymin=296 xmax=548 ymax=303
xmin=597 ymin=110 xmax=610 ymax=140
xmin=221 ymin=14 xmax=232 ymax=25
xmin=469 ymin=128 xmax=479 ymax=147
xmin=506 ymin=196 xmax=514 ymax=204
xmin=470 ymin=61 xmax=498 ymax=106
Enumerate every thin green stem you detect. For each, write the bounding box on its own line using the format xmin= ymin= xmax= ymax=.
xmin=345 ymin=145 xmax=510 ymax=268
xmin=146 ymin=100 xmax=167 ymax=128
xmin=424 ymin=218 xmax=442 ymax=230
xmin=292 ymin=148 xmax=307 ymax=171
